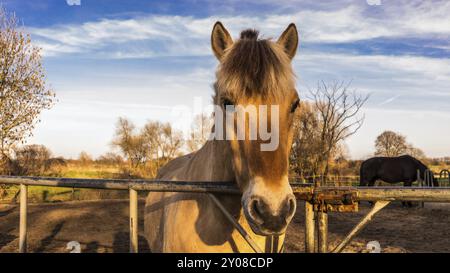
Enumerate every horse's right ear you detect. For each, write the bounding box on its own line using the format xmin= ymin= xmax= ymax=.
xmin=211 ymin=22 xmax=233 ymax=61
xmin=277 ymin=23 xmax=298 ymax=60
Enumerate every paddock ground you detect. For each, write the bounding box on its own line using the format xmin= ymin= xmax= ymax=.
xmin=1 ymin=200 xmax=450 ymax=253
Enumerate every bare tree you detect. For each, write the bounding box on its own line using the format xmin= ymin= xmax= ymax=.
xmin=186 ymin=113 xmax=213 ymax=153
xmin=0 ymin=7 xmax=55 ymax=172
xmin=141 ymin=121 xmax=161 ymax=160
xmin=406 ymin=144 xmax=426 ymax=160
xmin=78 ymin=151 xmax=93 ymax=166
xmin=374 ymin=130 xmax=407 ymax=157
xmin=112 ymin=117 xmax=147 ymax=169
xmin=142 ymin=121 xmax=184 ymax=175
xmin=374 ymin=130 xmax=425 ymax=159
xmin=290 ymin=102 xmax=322 ymax=180
xmin=156 ymin=122 xmax=184 ymax=159
xmin=308 ymin=81 xmax=369 ymax=184
xmin=112 ymin=117 xmax=184 ymax=177
xmin=13 ymin=144 xmax=52 ymax=175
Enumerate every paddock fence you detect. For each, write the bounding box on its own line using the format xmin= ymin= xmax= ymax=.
xmin=2 ymin=175 xmax=450 ymax=253
xmin=290 ymin=169 xmax=449 ymax=187
xmin=440 ymin=169 xmax=450 ymax=185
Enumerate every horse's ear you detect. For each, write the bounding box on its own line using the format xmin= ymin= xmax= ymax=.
xmin=211 ymin=21 xmax=233 ymax=61
xmin=277 ymin=23 xmax=298 ymax=60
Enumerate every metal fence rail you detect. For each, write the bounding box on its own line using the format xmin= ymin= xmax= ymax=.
xmin=0 ymin=176 xmax=312 ymax=253
xmin=0 ymin=176 xmax=238 ymax=253
xmin=0 ymin=176 xmax=240 ymax=193
xmin=3 ymin=175 xmax=450 ymax=253
xmin=296 ymin=185 xmax=450 ymax=253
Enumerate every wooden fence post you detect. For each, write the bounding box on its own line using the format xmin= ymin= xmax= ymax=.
xmin=129 ymin=188 xmax=138 ymax=253
xmin=305 ymin=201 xmax=315 ymax=253
xmin=19 ymin=184 xmax=28 ymax=253
xmin=317 ymin=210 xmax=328 ymax=253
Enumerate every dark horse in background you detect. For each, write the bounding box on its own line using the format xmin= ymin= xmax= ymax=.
xmin=360 ymin=155 xmax=438 ymax=207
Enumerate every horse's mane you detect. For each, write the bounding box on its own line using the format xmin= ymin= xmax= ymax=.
xmin=214 ymin=29 xmax=294 ymax=101
xmin=413 ymin=157 xmax=428 ymax=170
xmin=403 ymin=155 xmax=428 ymax=170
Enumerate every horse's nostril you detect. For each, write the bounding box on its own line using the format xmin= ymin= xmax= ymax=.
xmin=252 ymin=200 xmax=260 ymax=215
xmin=249 ymin=199 xmax=264 ymax=225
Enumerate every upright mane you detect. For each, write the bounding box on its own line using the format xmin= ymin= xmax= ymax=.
xmin=409 ymin=156 xmax=428 ymax=170
xmin=214 ymin=28 xmax=295 ymax=101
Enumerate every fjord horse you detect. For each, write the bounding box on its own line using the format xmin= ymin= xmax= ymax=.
xmin=144 ymin=22 xmax=300 ymax=252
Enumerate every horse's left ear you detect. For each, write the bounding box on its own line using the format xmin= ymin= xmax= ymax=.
xmin=277 ymin=23 xmax=298 ymax=60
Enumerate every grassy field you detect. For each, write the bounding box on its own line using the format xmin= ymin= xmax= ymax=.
xmin=0 ymin=163 xmax=127 ymax=203
xmin=42 ymin=162 xmax=122 ymax=179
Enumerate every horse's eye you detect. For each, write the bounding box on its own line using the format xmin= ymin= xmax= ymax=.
xmin=290 ymin=99 xmax=300 ymax=113
xmin=222 ymin=98 xmax=234 ymax=109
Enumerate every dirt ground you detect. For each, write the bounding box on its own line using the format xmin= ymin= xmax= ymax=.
xmin=1 ymin=199 xmax=450 ymax=253
xmin=0 ymin=200 xmax=150 ymax=253
xmin=286 ymin=202 xmax=450 ymax=253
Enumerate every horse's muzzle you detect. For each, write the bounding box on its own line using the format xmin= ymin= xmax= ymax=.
xmin=244 ymin=194 xmax=296 ymax=236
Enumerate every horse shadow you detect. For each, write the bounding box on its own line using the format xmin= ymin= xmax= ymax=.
xmin=0 ymin=229 xmax=16 ymax=251
xmin=35 ymin=221 xmax=65 ymax=253
xmin=0 ymin=206 xmax=16 ymax=217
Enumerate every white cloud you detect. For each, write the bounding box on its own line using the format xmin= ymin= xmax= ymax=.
xmin=28 ymin=1 xmax=450 ymax=57
xmin=297 ymin=53 xmax=450 ymax=82
xmin=66 ymin=0 xmax=81 ymax=6
xmin=295 ymin=52 xmax=450 ymax=112
xmin=366 ymin=0 xmax=381 ymax=6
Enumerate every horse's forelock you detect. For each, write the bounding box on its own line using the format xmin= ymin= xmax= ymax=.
xmin=215 ymin=30 xmax=294 ymax=101
xmin=240 ymin=29 xmax=259 ymax=40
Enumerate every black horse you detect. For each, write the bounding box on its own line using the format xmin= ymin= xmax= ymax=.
xmin=359 ymin=155 xmax=438 ymax=206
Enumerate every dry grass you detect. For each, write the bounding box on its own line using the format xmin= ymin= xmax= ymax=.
xmin=1 ymin=163 xmax=127 ymax=203
xmin=47 ymin=163 xmax=122 ymax=179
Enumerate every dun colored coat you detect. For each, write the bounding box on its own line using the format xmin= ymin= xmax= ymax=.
xmin=144 ymin=22 xmax=300 ymax=252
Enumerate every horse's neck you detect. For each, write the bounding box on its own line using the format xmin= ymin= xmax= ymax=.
xmin=190 ymin=140 xmax=236 ymax=182
xmin=185 ymin=140 xmax=266 ymax=251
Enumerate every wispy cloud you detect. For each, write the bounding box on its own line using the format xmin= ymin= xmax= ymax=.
xmin=296 ymin=52 xmax=450 ymax=110
xmin=378 ymin=95 xmax=401 ymax=106
xmin=28 ymin=1 xmax=450 ymax=57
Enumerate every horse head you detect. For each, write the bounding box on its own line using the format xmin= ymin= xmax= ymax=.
xmin=210 ymin=22 xmax=299 ymax=236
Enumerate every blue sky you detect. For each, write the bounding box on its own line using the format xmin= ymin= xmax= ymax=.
xmin=3 ymin=0 xmax=450 ymax=159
